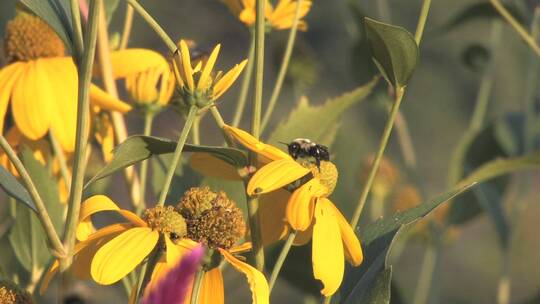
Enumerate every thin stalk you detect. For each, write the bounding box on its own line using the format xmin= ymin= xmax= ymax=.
xmin=137 ymin=112 xmax=155 ymax=214
xmin=376 ymin=0 xmax=392 ymax=22
xmin=497 ymin=256 xmax=511 ymax=304
xmin=49 ymin=132 xmax=71 ymax=191
xmin=96 ymin=0 xmax=142 ymax=209
xmin=119 ymin=4 xmax=134 ymax=49
xmin=137 ymin=246 xmax=163 ymax=300
xmin=395 ymin=111 xmax=417 ymax=168
xmin=157 ymin=106 xmax=198 ymax=206
xmin=524 ymin=7 xmax=540 ymax=154
xmin=192 ymin=115 xmax=201 ymax=145
xmin=62 ymin=0 xmax=101 ymax=270
xmin=350 ymin=88 xmax=405 ymax=228
xmin=70 ymin=0 xmax=84 ymax=57
xmin=260 ymin=0 xmax=303 ymax=133
xmin=125 ymin=0 xmax=177 ymax=53
xmin=269 ymin=231 xmax=297 ymax=291
xmin=412 ymin=241 xmax=439 ymax=304
xmin=190 ymin=269 xmax=205 ymax=304
xmin=490 ymin=0 xmax=540 ymax=57
xmin=232 ymin=34 xmax=255 ymax=128
xmin=350 ymin=0 xmax=432 ymax=228
xmin=246 ymin=0 xmax=267 ymax=271
xmin=0 ymin=136 xmax=65 ymax=257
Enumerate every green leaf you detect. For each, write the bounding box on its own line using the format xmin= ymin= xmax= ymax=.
xmin=362 ymin=267 xmax=392 ymax=304
xmin=339 ymin=184 xmax=473 ymax=303
xmin=86 ymin=135 xmax=247 ymax=187
xmin=364 ymin=17 xmax=419 ymax=88
xmin=267 ymin=78 xmax=378 ymax=147
xmin=8 ymin=148 xmax=64 ymax=272
xmin=19 ymin=0 xmax=74 ymax=53
xmin=0 ymin=167 xmax=36 ymax=212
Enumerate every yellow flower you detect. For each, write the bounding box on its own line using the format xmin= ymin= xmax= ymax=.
xmin=197 ymin=125 xmax=363 ymax=296
xmin=173 ymin=39 xmax=247 ymax=107
xmin=0 ymin=13 xmax=132 ymax=152
xmin=221 ymin=0 xmax=313 ymax=30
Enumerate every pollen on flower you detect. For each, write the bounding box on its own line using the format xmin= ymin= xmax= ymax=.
xmin=143 ymin=206 xmax=187 ymax=242
xmin=4 ymin=13 xmax=65 ymax=63
xmin=306 ymin=161 xmax=338 ymax=195
xmin=0 ymin=281 xmax=32 ymax=304
xmin=177 ymin=187 xmax=245 ymax=249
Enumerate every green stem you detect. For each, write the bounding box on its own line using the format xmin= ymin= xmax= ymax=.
xmin=376 ymin=0 xmax=392 ymax=22
xmin=70 ymin=0 xmax=84 ymax=57
xmin=260 ymin=0 xmax=303 ymax=133
xmin=119 ymin=4 xmax=134 ymax=49
xmin=137 ymin=244 xmax=163 ymax=301
xmin=0 ymin=136 xmax=65 ymax=257
xmin=523 ymin=8 xmax=540 ymax=154
xmin=269 ymin=230 xmax=297 ymax=291
xmin=490 ymin=0 xmax=540 ymax=57
xmin=62 ymin=0 xmax=101 ymax=270
xmin=192 ymin=115 xmax=201 ymax=145
xmin=191 ymin=269 xmax=205 ymax=304
xmin=414 ymin=0 xmax=432 ymax=44
xmin=157 ymin=106 xmax=197 ymax=206
xmin=350 ymin=88 xmax=405 ymax=228
xmin=125 ymin=0 xmax=177 ymax=53
xmin=210 ymin=106 xmax=226 ymax=129
xmin=49 ymin=132 xmax=71 ymax=191
xmin=137 ymin=111 xmax=155 ymax=214
xmin=232 ymin=34 xmax=256 ymax=128
xmin=412 ymin=241 xmax=440 ymax=304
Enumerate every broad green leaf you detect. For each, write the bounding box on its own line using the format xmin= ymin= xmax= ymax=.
xmin=364 ymin=18 xmax=418 ymax=88
xmin=19 ymin=0 xmax=74 ymax=53
xmin=362 ymin=267 xmax=392 ymax=304
xmin=267 ymin=78 xmax=378 ymax=147
xmin=85 ymin=135 xmax=247 ymax=187
xmin=0 ymin=167 xmax=36 ymax=212
xmin=8 ymin=148 xmax=64 ymax=272
xmin=339 ymin=184 xmax=473 ymax=303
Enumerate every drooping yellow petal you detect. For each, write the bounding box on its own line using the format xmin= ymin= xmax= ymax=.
xmin=219 ymin=249 xmax=269 ymax=304
xmin=185 ymin=267 xmax=224 ymax=304
xmin=90 ymin=84 xmax=132 ymax=113
xmin=326 ymin=199 xmax=363 ymax=266
xmin=286 ymin=179 xmax=324 ymax=231
xmin=94 ymin=113 xmax=115 ymax=162
xmin=91 ymin=227 xmax=159 ymax=285
xmin=11 ymin=60 xmax=51 ymax=140
xmin=0 ymin=62 xmax=26 ymax=134
xmin=212 ymin=59 xmax=247 ymax=100
xmin=247 ymin=158 xmax=310 ymax=195
xmin=259 ymin=189 xmax=290 ymax=245
xmin=268 ymin=0 xmax=312 ymax=30
xmin=179 ymin=40 xmax=195 ymax=91
xmin=103 ymin=49 xmax=169 ymax=78
xmin=197 ymin=44 xmax=220 ymax=90
xmin=223 ymin=125 xmax=291 ymax=162
xmin=312 ymin=199 xmax=344 ymax=296
xmin=77 ymin=195 xmax=146 ymax=241
xmin=189 ymin=153 xmax=241 ymax=180
xmin=230 ymin=242 xmax=252 ymax=254
xmin=146 ymin=236 xmax=193 ymax=293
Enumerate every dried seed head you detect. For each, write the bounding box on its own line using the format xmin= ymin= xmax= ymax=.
xmin=177 ymin=187 xmax=245 ymax=249
xmin=143 ymin=206 xmax=187 ymax=243
xmin=0 ymin=280 xmax=32 ymax=304
xmin=4 ymin=13 xmax=65 ymax=63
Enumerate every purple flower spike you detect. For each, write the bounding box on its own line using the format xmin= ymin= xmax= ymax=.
xmin=142 ymin=244 xmax=204 ymax=304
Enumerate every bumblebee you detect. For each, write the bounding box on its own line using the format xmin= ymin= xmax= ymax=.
xmin=285 ymin=138 xmax=329 ymax=168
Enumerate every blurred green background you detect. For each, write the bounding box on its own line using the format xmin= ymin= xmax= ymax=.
xmin=1 ymin=0 xmax=540 ymax=303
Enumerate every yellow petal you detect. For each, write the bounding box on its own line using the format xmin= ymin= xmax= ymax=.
xmin=286 ymin=179 xmax=326 ymax=231
xmin=212 ymin=59 xmax=247 ymax=100
xmin=104 ymin=49 xmax=169 ymax=78
xmin=259 ymin=189 xmax=289 ymax=245
xmin=185 ymin=267 xmax=224 ymax=304
xmin=223 ymin=125 xmax=291 ymax=162
xmin=326 ymin=199 xmax=363 ymax=266
xmin=0 ymin=62 xmax=26 ymax=134
xmin=312 ymin=199 xmax=344 ymax=296
xmin=247 ymin=159 xmax=310 ymax=195
xmin=12 ymin=60 xmax=51 ymax=140
xmin=94 ymin=113 xmax=115 ymax=162
xmin=42 ymin=57 xmax=78 ymax=152
xmin=146 ymin=236 xmax=192 ymax=293
xmin=90 ymin=84 xmax=132 ymax=113
xmin=189 ymin=153 xmax=241 ymax=180
xmin=219 ymin=249 xmax=269 ymax=304
xmin=179 ymin=40 xmax=195 ymax=91
xmin=91 ymin=227 xmax=159 ymax=285
xmin=198 ymin=44 xmax=220 ymax=90
xmin=230 ymin=242 xmax=252 ymax=254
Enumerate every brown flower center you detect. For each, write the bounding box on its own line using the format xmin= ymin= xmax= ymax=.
xmin=4 ymin=13 xmax=65 ymax=63
xmin=0 ymin=281 xmax=32 ymax=304
xmin=177 ymin=187 xmax=245 ymax=249
xmin=143 ymin=206 xmax=187 ymax=242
